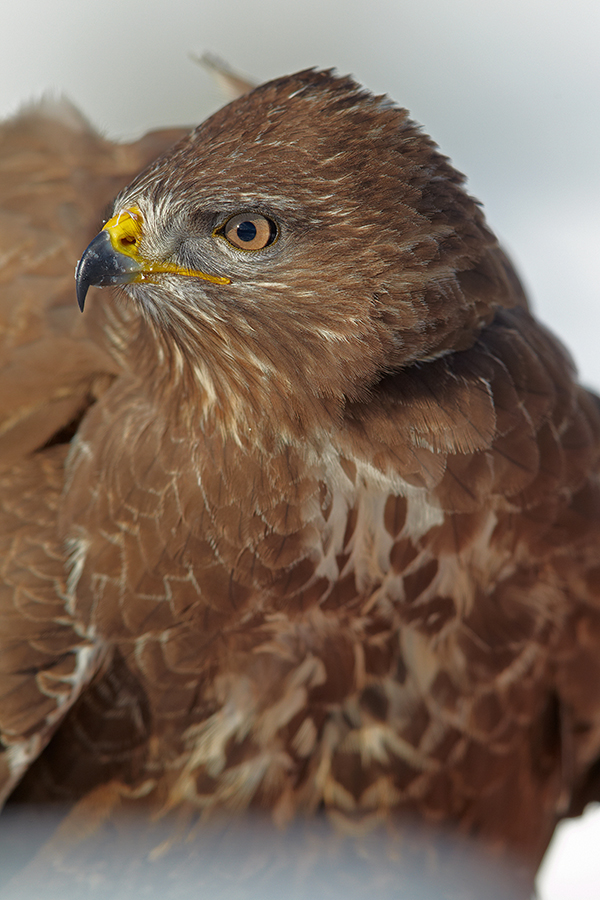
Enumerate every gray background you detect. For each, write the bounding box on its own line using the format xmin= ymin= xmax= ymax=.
xmin=0 ymin=1 xmax=599 ymax=896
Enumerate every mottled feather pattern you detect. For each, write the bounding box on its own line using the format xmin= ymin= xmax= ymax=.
xmin=1 ymin=68 xmax=600 ymax=892
xmin=0 ymin=447 xmax=101 ymax=805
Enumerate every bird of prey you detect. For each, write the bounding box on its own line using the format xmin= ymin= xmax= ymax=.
xmin=1 ymin=68 xmax=599 ymax=892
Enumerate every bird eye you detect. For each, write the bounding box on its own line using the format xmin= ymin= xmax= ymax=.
xmin=220 ymin=213 xmax=278 ymax=251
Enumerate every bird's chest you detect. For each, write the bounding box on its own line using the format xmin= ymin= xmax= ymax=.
xmin=63 ymin=404 xmax=561 ymax=827
xmin=64 ymin=401 xmax=456 ymax=647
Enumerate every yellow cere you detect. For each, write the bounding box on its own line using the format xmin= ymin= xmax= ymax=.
xmin=103 ymin=207 xmax=231 ymax=285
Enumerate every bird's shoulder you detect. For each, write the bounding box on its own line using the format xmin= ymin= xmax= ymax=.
xmin=0 ymin=101 xmax=187 ymax=470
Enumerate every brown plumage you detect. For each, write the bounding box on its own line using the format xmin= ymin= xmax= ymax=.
xmin=1 ymin=69 xmax=600 ymax=892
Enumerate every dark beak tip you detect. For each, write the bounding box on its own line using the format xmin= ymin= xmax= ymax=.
xmin=75 ymin=259 xmax=88 ymax=312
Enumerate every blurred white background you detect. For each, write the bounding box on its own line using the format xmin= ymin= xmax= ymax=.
xmin=0 ymin=1 xmax=598 ymax=896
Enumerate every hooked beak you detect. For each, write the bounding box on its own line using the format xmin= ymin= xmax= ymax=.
xmin=75 ymin=228 xmax=141 ymax=312
xmin=75 ymin=206 xmax=230 ymax=312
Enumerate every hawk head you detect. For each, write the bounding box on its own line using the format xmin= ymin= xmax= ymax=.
xmin=76 ymin=69 xmax=521 ymax=433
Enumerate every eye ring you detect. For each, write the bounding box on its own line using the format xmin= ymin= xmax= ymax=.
xmin=216 ymin=213 xmax=278 ymax=251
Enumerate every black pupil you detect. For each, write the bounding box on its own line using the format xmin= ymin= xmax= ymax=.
xmin=236 ymin=220 xmax=257 ymax=243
